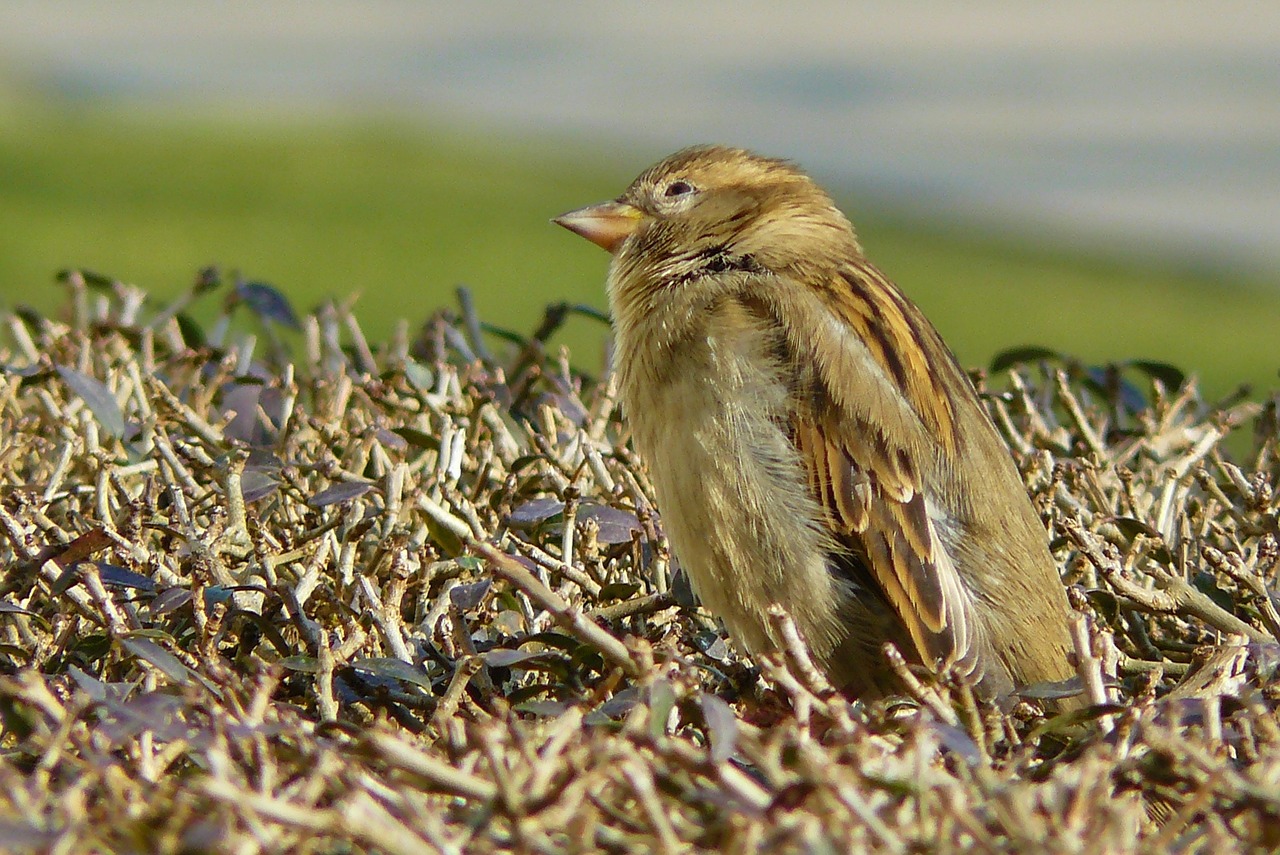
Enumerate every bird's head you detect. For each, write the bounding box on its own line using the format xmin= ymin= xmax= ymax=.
xmin=554 ymin=145 xmax=861 ymax=285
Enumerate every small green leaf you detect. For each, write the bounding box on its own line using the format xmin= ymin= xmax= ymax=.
xmin=402 ymin=361 xmax=435 ymax=391
xmin=175 ymin=313 xmax=206 ymax=348
xmin=57 ymin=268 xmax=116 ymax=290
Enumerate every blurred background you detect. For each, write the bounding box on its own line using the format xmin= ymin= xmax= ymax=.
xmin=1 ymin=1 xmax=1277 ymax=396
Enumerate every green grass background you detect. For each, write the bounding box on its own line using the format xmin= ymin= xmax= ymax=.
xmin=2 ymin=97 xmax=1277 ymax=398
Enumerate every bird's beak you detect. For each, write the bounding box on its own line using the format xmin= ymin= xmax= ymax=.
xmin=553 ymin=200 xmax=644 ymax=254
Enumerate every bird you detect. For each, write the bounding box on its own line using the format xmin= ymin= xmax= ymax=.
xmin=554 ymin=145 xmax=1079 ymax=705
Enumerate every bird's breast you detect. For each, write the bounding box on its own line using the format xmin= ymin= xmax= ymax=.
xmin=614 ymin=298 xmax=849 ymax=660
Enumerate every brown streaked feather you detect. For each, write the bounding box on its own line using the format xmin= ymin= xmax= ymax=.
xmin=831 ymin=262 xmax=962 ymax=452
xmin=794 ymin=407 xmax=978 ymax=675
xmin=778 ymin=258 xmax=992 ymax=679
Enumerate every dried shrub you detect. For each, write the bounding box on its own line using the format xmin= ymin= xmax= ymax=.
xmin=0 ymin=269 xmax=1277 ymax=853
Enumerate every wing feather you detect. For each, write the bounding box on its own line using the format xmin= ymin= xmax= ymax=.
xmin=783 ymin=259 xmax=985 ymax=678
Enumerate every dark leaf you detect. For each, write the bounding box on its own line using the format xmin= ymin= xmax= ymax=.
xmin=1111 ymin=517 xmax=1161 ymax=541
xmin=648 ymin=679 xmax=677 ymax=740
xmin=566 ymin=303 xmax=611 ymax=325
xmin=1029 ymin=702 xmax=1128 ymax=739
xmin=72 ymin=632 xmax=112 ymax=660
xmin=1116 ymin=378 xmax=1149 ymax=412
xmin=596 ymin=687 xmax=641 ymax=721
xmin=512 ymin=699 xmax=571 ymax=717
xmin=55 ymin=527 xmax=113 ymax=567
xmin=120 ymin=636 xmax=192 ymax=684
xmin=279 ymin=656 xmax=320 ymax=673
xmin=990 ymin=346 xmax=1061 ymax=373
xmin=507 ymin=683 xmax=572 ymax=706
xmin=1016 ymin=675 xmax=1091 ymax=701
xmin=0 ymin=821 xmax=56 ymax=850
xmin=483 ymin=648 xmax=547 ymax=668
xmin=450 ymin=578 xmax=493 ymax=610
xmin=149 ymin=587 xmax=193 ymax=617
xmin=375 ymin=428 xmax=409 ymax=451
xmin=66 ymin=665 xmax=107 ymax=701
xmin=1084 ymin=588 xmax=1121 ymax=623
xmin=225 ymin=609 xmax=294 ymax=657
xmin=350 ymin=657 xmax=436 ymax=692
xmin=670 ymin=567 xmax=699 ymax=609
xmin=508 ymin=454 xmax=546 ymax=474
xmin=236 ymin=280 xmax=300 ymax=329
xmin=507 ymin=497 xmax=564 ymax=528
xmin=308 ymin=481 xmax=374 ymax=508
xmin=392 ymin=427 xmax=440 ymax=450
xmin=1129 ymin=360 xmax=1186 ymax=392
xmin=1192 ymin=572 xmax=1237 ymax=615
xmin=598 ymin=582 xmax=642 ymax=601
xmin=692 ymin=631 xmax=730 ymax=662
xmin=484 ymin=649 xmax=567 ymax=675
xmin=581 ymin=504 xmax=642 ymax=544
xmin=0 ymin=363 xmax=43 ymax=378
xmin=0 ymin=643 xmax=31 ymax=660
xmin=921 ymin=720 xmax=983 ymax=765
xmin=57 ymin=365 xmax=126 ymax=437
xmin=424 ymin=515 xmax=464 ymax=556
xmin=240 ymin=469 xmax=280 ymax=503
xmin=14 ymin=306 xmax=45 ymax=329
xmin=698 ymin=694 xmax=738 ymax=763
xmin=568 ymin=646 xmax=605 ymax=676
xmin=476 ymin=323 xmax=528 ymax=347
xmin=57 ymin=268 xmax=116 ymax=290
xmin=203 ymin=586 xmax=234 ymax=607
xmin=51 ymin=564 xmax=81 ymax=595
xmin=0 ymin=601 xmax=41 ymax=620
xmin=193 ymin=265 xmax=222 ymax=293
xmin=1110 ymin=517 xmax=1172 ymax=562
xmin=95 ymin=563 xmax=157 ymax=592
xmin=1084 ymin=367 xmax=1149 ymax=412
xmin=521 ymin=632 xmax=580 ymax=652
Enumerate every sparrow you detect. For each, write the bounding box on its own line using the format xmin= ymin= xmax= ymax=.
xmin=554 ymin=145 xmax=1079 ymax=704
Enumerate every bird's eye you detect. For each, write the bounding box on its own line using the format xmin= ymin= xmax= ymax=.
xmin=664 ymin=180 xmax=694 ymax=198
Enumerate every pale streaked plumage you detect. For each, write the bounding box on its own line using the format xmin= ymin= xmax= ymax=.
xmin=555 ymin=145 xmax=1079 ymax=704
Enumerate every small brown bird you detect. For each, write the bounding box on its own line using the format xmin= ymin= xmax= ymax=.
xmin=555 ymin=145 xmax=1078 ymax=704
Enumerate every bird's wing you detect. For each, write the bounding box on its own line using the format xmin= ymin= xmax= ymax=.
xmin=792 ymin=413 xmax=978 ymax=677
xmin=784 ymin=258 xmax=984 ymax=678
